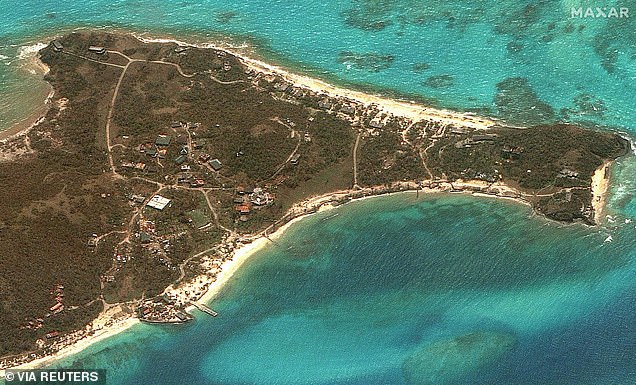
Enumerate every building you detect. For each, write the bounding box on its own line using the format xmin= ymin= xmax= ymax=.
xmin=209 ymin=159 xmax=223 ymax=171
xmin=369 ymin=119 xmax=384 ymax=129
xmin=318 ymin=99 xmax=333 ymax=110
xmin=471 ymin=134 xmax=498 ymax=142
xmin=340 ymin=105 xmax=356 ymax=115
xmin=140 ymin=232 xmax=153 ymax=244
xmin=145 ymin=147 xmax=158 ymax=157
xmin=52 ymin=41 xmax=63 ymax=52
xmin=290 ymin=153 xmax=301 ymax=165
xmin=171 ymin=121 xmax=182 ymax=129
xmin=147 ymin=195 xmax=171 ymax=210
xmin=88 ymin=46 xmax=106 ymax=54
xmin=175 ymin=155 xmax=187 ymax=165
xmin=156 ymin=135 xmax=172 ymax=147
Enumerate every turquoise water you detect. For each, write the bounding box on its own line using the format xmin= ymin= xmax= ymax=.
xmin=3 ymin=0 xmax=636 ymax=383
xmin=47 ymin=193 xmax=636 ymax=384
xmin=2 ymin=0 xmax=636 ymax=130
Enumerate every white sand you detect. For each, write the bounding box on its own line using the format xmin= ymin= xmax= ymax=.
xmin=591 ymin=161 xmax=612 ymax=224
xmin=135 ymin=34 xmax=497 ymax=130
xmin=1 ymin=317 xmax=138 ymax=376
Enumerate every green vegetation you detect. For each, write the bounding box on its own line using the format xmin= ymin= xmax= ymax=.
xmin=0 ymin=31 xmax=629 ymax=360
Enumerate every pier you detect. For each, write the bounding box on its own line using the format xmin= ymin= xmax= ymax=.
xmin=190 ymin=302 xmax=219 ymax=317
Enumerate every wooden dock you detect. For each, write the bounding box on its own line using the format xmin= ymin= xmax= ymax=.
xmin=191 ymin=302 xmax=218 ymax=317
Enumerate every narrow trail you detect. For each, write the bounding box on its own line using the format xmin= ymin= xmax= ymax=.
xmin=353 ymin=132 xmax=362 ymax=189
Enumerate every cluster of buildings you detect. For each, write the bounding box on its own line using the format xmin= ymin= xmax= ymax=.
xmin=233 ymin=186 xmax=275 ymax=222
xmin=454 ymin=133 xmax=499 ymax=148
xmin=137 ymin=295 xmax=192 ymax=324
xmin=48 ymin=284 xmax=65 ymax=316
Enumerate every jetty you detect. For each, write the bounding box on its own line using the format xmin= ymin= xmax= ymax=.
xmin=190 ymin=302 xmax=219 ymax=317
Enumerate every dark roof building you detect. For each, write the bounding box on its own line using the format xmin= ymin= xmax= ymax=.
xmin=146 ymin=147 xmax=158 ymax=157
xmin=210 ymin=159 xmax=223 ymax=171
xmin=88 ymin=46 xmax=106 ymax=54
xmin=155 ymin=135 xmax=172 ymax=146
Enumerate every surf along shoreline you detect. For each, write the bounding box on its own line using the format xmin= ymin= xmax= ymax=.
xmin=0 ymin=31 xmax=623 ymax=374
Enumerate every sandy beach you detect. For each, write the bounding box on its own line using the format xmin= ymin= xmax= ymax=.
xmin=0 ymin=31 xmax=615 ymax=374
xmin=1 ymin=311 xmax=139 ymax=376
xmin=136 ymin=34 xmax=497 ymax=131
xmin=0 ymin=50 xmax=53 ymax=143
xmin=591 ymin=161 xmax=612 ymax=224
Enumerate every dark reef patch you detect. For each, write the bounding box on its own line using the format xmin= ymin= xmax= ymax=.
xmin=494 ymin=77 xmax=554 ymax=125
xmin=402 ymin=331 xmax=517 ymax=385
xmin=423 ymin=74 xmax=454 ymax=89
xmin=494 ymin=1 xmax=547 ymax=39
xmin=412 ymin=62 xmax=431 ymax=73
xmin=506 ymin=40 xmax=524 ymax=54
xmin=337 ymin=51 xmax=395 ymax=72
xmin=216 ymin=11 xmax=238 ymax=24
xmin=342 ymin=0 xmax=394 ymax=31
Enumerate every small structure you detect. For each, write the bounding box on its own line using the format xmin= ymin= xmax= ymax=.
xmin=318 ymin=98 xmax=333 ymax=110
xmin=558 ymin=169 xmax=579 ymax=178
xmin=238 ymin=204 xmax=251 ymax=215
xmin=274 ymin=82 xmax=290 ymax=92
xmin=340 ymin=105 xmax=356 ymax=115
xmin=471 ymin=134 xmax=498 ymax=142
xmin=140 ymin=232 xmax=153 ymax=244
xmin=45 ymin=331 xmax=60 ymax=339
xmin=147 ymin=195 xmax=171 ymax=210
xmin=145 ymin=147 xmax=158 ymax=157
xmin=369 ymin=119 xmax=384 ymax=129
xmin=290 ymin=153 xmax=301 ymax=165
xmin=52 ymin=40 xmax=63 ymax=52
xmin=209 ymin=159 xmax=223 ymax=171
xmin=174 ymin=46 xmax=188 ymax=54
xmin=88 ymin=46 xmax=106 ymax=54
xmin=156 ymin=135 xmax=172 ymax=147
xmin=501 ymin=145 xmax=523 ymax=160
xmin=171 ymin=121 xmax=182 ymax=129
xmin=131 ymin=194 xmax=146 ymax=204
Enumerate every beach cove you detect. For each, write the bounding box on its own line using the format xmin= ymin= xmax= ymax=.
xmin=30 ymin=191 xmax=636 ymax=385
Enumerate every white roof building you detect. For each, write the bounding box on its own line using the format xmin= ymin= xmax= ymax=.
xmin=147 ymin=195 xmax=171 ymax=210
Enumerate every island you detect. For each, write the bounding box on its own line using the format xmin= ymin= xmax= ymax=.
xmin=0 ymin=31 xmax=629 ymax=369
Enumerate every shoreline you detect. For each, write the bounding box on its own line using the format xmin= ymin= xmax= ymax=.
xmin=135 ymin=34 xmax=497 ymax=130
xmin=0 ymin=31 xmax=619 ymax=373
xmin=1 ymin=313 xmax=139 ymax=375
xmin=591 ymin=161 xmax=612 ymax=224
xmin=0 ymin=179 xmax=531 ymax=374
xmin=0 ymin=56 xmax=52 ymax=142
xmin=0 ymin=28 xmax=496 ymax=143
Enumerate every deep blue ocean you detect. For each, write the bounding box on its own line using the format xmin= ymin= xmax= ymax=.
xmin=2 ymin=1 xmax=636 ymax=384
